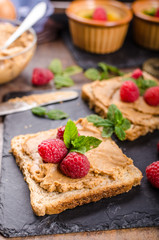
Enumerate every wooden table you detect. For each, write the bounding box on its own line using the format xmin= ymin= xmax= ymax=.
xmin=0 ymin=40 xmax=158 ymax=240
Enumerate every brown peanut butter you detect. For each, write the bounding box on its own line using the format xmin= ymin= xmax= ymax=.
xmin=22 ymin=119 xmax=133 ymax=193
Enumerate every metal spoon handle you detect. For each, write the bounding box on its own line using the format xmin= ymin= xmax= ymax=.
xmin=1 ymin=2 xmax=47 ymax=51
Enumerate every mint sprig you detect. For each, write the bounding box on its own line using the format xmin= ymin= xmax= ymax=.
xmin=48 ymin=59 xmax=83 ymax=89
xmin=84 ymin=63 xmax=124 ymax=81
xmin=87 ymin=104 xmax=131 ymax=141
xmin=32 ymin=107 xmax=69 ymax=120
xmin=123 ymin=77 xmax=157 ymax=95
xmin=63 ymin=119 xmax=102 ymax=154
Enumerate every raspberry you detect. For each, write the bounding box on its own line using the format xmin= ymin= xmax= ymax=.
xmin=56 ymin=126 xmax=80 ymax=141
xmin=60 ymin=152 xmax=90 ymax=178
xmin=131 ymin=68 xmax=143 ymax=79
xmin=155 ymin=8 xmax=159 ymax=17
xmin=120 ymin=80 xmax=140 ymax=102
xmin=92 ymin=7 xmax=107 ymax=21
xmin=32 ymin=68 xmax=54 ymax=86
xmin=38 ymin=139 xmax=68 ymax=163
xmin=144 ymin=86 xmax=159 ymax=106
xmin=56 ymin=126 xmax=66 ymax=141
xmin=146 ymin=161 xmax=159 ymax=188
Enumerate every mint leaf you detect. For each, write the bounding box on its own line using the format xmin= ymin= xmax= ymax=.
xmin=107 ymin=64 xmax=124 ymax=76
xmin=98 ymin=62 xmax=108 ymax=73
xmin=71 ymin=136 xmax=102 ymax=154
xmin=64 ymin=120 xmax=78 ymax=148
xmin=114 ymin=109 xmax=123 ymax=125
xmin=107 ymin=104 xmax=118 ymax=122
xmin=63 ymin=66 xmax=83 ymax=76
xmin=95 ymin=119 xmax=113 ymax=127
xmin=102 ymin=127 xmax=114 ymax=138
xmin=122 ymin=77 xmax=157 ymax=95
xmin=32 ymin=107 xmax=46 ymax=117
xmin=135 ymin=78 xmax=157 ymax=95
xmin=87 ymin=104 xmax=131 ymax=140
xmin=87 ymin=114 xmax=104 ymax=124
xmin=48 ymin=59 xmax=63 ymax=74
xmin=100 ymin=71 xmax=109 ymax=80
xmin=121 ymin=118 xmax=131 ymax=131
xmin=84 ymin=68 xmax=101 ymax=81
xmin=46 ymin=110 xmax=69 ymax=120
xmin=54 ymin=75 xmax=74 ymax=89
xmin=115 ymin=126 xmax=126 ymax=141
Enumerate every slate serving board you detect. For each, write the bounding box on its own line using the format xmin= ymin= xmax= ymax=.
xmin=0 ymin=90 xmax=159 ymax=238
xmin=62 ymin=25 xmax=159 ymax=69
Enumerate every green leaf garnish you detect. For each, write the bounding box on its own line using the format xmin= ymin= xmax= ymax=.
xmin=32 ymin=107 xmax=46 ymax=117
xmin=98 ymin=62 xmax=108 ymax=73
xmin=102 ymin=127 xmax=114 ymax=138
xmin=84 ymin=68 xmax=101 ymax=81
xmin=63 ymin=120 xmax=101 ymax=154
xmin=87 ymin=114 xmax=104 ymax=124
xmin=123 ymin=77 xmax=157 ymax=95
xmin=48 ymin=59 xmax=63 ymax=75
xmin=120 ymin=118 xmax=131 ymax=131
xmin=114 ymin=126 xmax=126 ymax=141
xmin=84 ymin=63 xmax=124 ymax=82
xmin=107 ymin=104 xmax=118 ymax=122
xmin=63 ymin=66 xmax=83 ymax=76
xmin=71 ymin=136 xmax=102 ymax=154
xmin=32 ymin=107 xmax=69 ymax=120
xmin=46 ymin=110 xmax=69 ymax=120
xmin=54 ymin=75 xmax=74 ymax=89
xmin=48 ymin=58 xmax=83 ymax=89
xmin=64 ymin=120 xmax=79 ymax=148
xmin=87 ymin=104 xmax=131 ymax=141
xmin=114 ymin=109 xmax=123 ymax=125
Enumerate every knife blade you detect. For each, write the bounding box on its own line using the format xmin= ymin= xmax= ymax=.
xmin=0 ymin=90 xmax=79 ymax=116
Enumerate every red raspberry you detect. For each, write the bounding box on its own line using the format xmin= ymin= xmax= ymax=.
xmin=38 ymin=139 xmax=68 ymax=163
xmin=146 ymin=161 xmax=159 ymax=188
xmin=32 ymin=68 xmax=54 ymax=86
xmin=120 ymin=81 xmax=140 ymax=102
xmin=131 ymin=68 xmax=143 ymax=79
xmin=144 ymin=86 xmax=159 ymax=106
xmin=56 ymin=126 xmax=66 ymax=141
xmin=56 ymin=126 xmax=80 ymax=141
xmin=93 ymin=7 xmax=107 ymax=21
xmin=60 ymin=152 xmax=90 ymax=178
xmin=155 ymin=8 xmax=159 ymax=17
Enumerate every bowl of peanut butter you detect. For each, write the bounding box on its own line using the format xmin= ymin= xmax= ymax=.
xmin=0 ymin=18 xmax=37 ymax=84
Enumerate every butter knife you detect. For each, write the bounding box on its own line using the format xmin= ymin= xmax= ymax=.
xmin=0 ymin=90 xmax=78 ymax=116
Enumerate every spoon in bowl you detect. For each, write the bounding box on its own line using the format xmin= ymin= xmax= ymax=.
xmin=1 ymin=1 xmax=47 ymax=51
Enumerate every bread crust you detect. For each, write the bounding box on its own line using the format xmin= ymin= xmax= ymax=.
xmin=82 ymin=72 xmax=159 ymax=141
xmin=11 ymin=126 xmax=142 ymax=216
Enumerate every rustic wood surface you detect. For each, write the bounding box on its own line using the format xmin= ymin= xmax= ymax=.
xmin=0 ymin=39 xmax=158 ymax=240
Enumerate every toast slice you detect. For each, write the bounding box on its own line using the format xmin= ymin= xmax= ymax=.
xmin=82 ymin=71 xmax=159 ymax=141
xmin=11 ymin=118 xmax=142 ymax=216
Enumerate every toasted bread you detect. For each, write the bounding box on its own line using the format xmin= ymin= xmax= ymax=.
xmin=82 ymin=72 xmax=159 ymax=140
xmin=11 ymin=118 xmax=142 ymax=216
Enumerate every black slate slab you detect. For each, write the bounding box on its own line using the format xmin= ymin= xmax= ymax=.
xmin=0 ymin=90 xmax=159 ymax=238
xmin=62 ymin=26 xmax=159 ymax=69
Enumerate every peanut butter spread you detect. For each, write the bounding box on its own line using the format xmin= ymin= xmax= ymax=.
xmin=0 ymin=23 xmax=33 ymax=58
xmin=0 ymin=23 xmax=35 ymax=84
xmin=82 ymin=72 xmax=159 ymax=140
xmin=22 ymin=119 xmax=133 ymax=193
xmin=8 ymin=91 xmax=77 ymax=105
